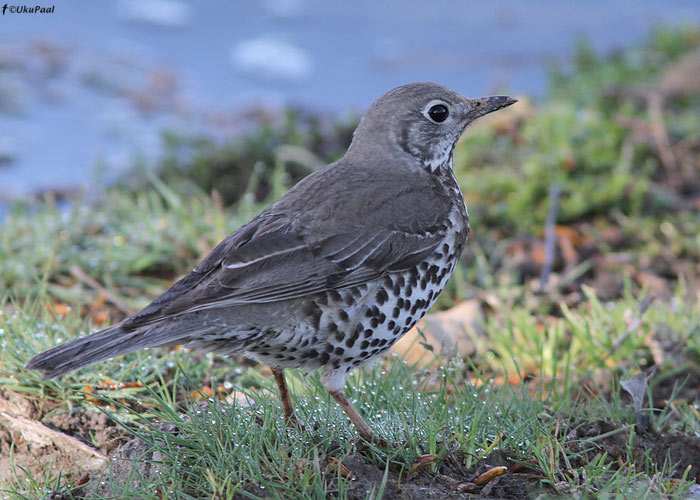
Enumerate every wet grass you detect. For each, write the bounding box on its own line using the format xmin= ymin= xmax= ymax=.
xmin=2 ymin=270 xmax=700 ymax=498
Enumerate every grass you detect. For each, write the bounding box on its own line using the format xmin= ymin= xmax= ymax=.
xmin=2 ymin=274 xmax=699 ymax=498
xmin=1 ymin=26 xmax=700 ymax=500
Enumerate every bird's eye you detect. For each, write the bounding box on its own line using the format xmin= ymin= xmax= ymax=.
xmin=428 ymin=104 xmax=449 ymax=123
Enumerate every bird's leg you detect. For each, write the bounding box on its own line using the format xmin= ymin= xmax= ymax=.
xmin=271 ymin=367 xmax=297 ymax=425
xmin=328 ymin=389 xmax=375 ymax=443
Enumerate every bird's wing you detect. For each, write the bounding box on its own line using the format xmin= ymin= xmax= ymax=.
xmin=122 ymin=210 xmax=446 ymax=331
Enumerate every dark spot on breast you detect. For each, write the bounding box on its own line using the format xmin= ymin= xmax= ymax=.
xmin=405 ymin=284 xmax=413 ymax=296
xmin=328 ymin=322 xmax=338 ymax=333
xmin=442 ymin=243 xmax=449 ymax=254
xmin=352 ymin=324 xmax=363 ymax=340
xmin=397 ymin=275 xmax=405 ymax=288
xmin=392 ymin=307 xmax=400 ymax=318
xmin=405 ymin=316 xmax=413 ymax=326
xmin=371 ymin=338 xmax=380 ymax=346
xmin=335 ymin=347 xmax=345 ymax=355
xmin=344 ymin=294 xmax=355 ymax=306
xmin=319 ymin=352 xmax=330 ymax=364
xmin=376 ymin=288 xmax=388 ymax=305
xmin=403 ymin=299 xmax=411 ymax=311
xmin=387 ymin=320 xmax=395 ymax=329
xmin=302 ymin=301 xmax=322 ymax=330
xmin=335 ymin=332 xmax=345 ymax=342
xmin=397 ymin=298 xmax=404 ymax=309
xmin=346 ymin=338 xmax=355 ymax=348
xmin=338 ymin=310 xmax=349 ymax=322
xmin=364 ymin=329 xmax=373 ymax=338
xmin=420 ymin=262 xmax=429 ymax=271
xmin=383 ymin=276 xmax=394 ymax=288
xmin=360 ymin=340 xmax=369 ymax=349
xmin=370 ymin=318 xmax=379 ymax=328
xmin=301 ymin=350 xmax=317 ymax=359
xmin=420 ymin=279 xmax=427 ymax=290
xmin=329 ymin=290 xmax=341 ymax=302
xmin=378 ymin=313 xmax=386 ymax=323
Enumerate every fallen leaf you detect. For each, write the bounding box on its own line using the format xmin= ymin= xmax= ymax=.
xmin=456 ymin=482 xmax=479 ymax=493
xmin=391 ymin=299 xmax=484 ymax=367
xmin=473 ymin=465 xmax=508 ymax=485
xmin=326 ymin=457 xmax=356 ymax=480
xmin=410 ymin=454 xmax=438 ymax=475
xmin=620 ymin=372 xmax=651 ymax=414
xmin=50 ymin=302 xmax=71 ymax=317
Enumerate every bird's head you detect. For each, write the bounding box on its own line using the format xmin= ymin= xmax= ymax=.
xmin=348 ymin=82 xmax=517 ymax=172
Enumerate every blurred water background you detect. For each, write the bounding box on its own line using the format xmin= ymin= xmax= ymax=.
xmin=1 ymin=0 xmax=699 ymax=199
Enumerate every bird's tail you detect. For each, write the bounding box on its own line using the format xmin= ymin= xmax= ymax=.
xmin=25 ymin=323 xmax=164 ymax=380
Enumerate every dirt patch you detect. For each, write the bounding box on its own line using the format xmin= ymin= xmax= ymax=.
xmin=569 ymin=420 xmax=700 ymax=482
xmin=327 ymin=451 xmax=544 ymax=500
xmin=0 ymin=389 xmax=131 ymax=491
xmin=42 ymin=407 xmax=129 ymax=457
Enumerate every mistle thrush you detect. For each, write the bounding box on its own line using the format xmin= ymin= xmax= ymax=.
xmin=27 ymin=82 xmax=516 ymax=443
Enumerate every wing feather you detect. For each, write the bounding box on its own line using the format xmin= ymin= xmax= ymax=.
xmin=123 ymin=216 xmax=446 ymax=330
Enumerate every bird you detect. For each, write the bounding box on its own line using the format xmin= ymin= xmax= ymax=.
xmin=26 ymin=83 xmax=516 ymax=443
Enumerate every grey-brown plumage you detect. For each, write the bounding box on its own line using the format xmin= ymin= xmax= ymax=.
xmin=26 ymin=83 xmax=516 ymax=442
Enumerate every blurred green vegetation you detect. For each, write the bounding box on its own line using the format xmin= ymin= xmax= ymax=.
xmin=456 ymin=26 xmax=700 ymax=234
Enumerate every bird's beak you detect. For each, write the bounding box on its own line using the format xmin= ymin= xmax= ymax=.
xmin=466 ymin=95 xmax=518 ymax=121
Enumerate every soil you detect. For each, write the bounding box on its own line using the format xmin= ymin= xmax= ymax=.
xmin=569 ymin=420 xmax=700 ymax=483
xmin=0 ymin=388 xmax=131 ymax=493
